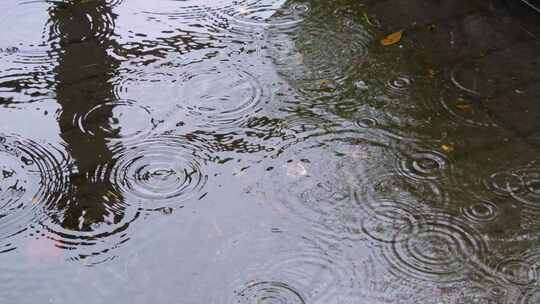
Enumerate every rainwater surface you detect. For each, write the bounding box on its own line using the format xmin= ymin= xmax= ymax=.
xmin=1 ymin=0 xmax=540 ymax=303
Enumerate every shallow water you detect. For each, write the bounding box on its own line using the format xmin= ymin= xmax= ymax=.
xmin=1 ymin=0 xmax=540 ymax=303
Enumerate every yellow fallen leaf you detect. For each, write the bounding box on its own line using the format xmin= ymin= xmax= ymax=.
xmin=381 ymin=30 xmax=403 ymax=46
xmin=441 ymin=144 xmax=454 ymax=153
xmin=319 ymin=79 xmax=331 ymax=87
xmin=319 ymin=79 xmax=335 ymax=91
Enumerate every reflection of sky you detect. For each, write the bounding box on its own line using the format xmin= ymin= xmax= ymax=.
xmin=123 ymin=0 xmax=286 ymax=51
xmin=0 ymin=0 xmax=288 ymax=142
xmin=0 ymin=0 xmax=60 ymax=142
xmin=0 ymin=101 xmax=61 ymax=141
xmin=0 ymin=1 xmax=50 ymax=46
xmin=0 ymin=1 xmax=384 ymax=303
xmin=0 ymin=0 xmax=293 ymax=286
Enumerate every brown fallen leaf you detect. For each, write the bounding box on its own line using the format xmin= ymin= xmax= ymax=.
xmin=455 ymin=103 xmax=473 ymax=112
xmin=381 ymin=30 xmax=403 ymax=46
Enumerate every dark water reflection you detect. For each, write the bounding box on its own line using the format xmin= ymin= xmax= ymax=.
xmin=1 ymin=0 xmax=540 ymax=303
xmin=47 ymin=0 xmax=133 ymax=262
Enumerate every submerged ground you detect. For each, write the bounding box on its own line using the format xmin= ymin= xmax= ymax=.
xmin=1 ymin=0 xmax=540 ymax=303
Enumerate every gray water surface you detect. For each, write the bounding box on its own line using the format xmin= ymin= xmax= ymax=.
xmin=1 ymin=0 xmax=540 ymax=303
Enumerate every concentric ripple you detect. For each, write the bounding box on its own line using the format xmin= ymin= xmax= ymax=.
xmin=76 ymin=100 xmax=154 ymax=142
xmin=129 ymin=0 xmax=211 ymax=19
xmin=509 ymin=169 xmax=540 ymax=210
xmin=484 ymin=168 xmax=540 ymax=210
xmin=490 ymin=248 xmax=540 ymax=287
xmin=130 ymin=0 xmax=262 ymax=20
xmin=353 ymin=111 xmax=440 ymax=144
xmin=439 ymin=86 xmax=498 ymax=128
xmin=353 ymin=172 xmax=447 ymax=243
xmin=37 ymin=135 xmax=211 ymax=263
xmin=0 ymin=1 xmax=58 ymax=104
xmin=272 ymin=162 xmax=352 ymax=227
xmin=257 ymin=249 xmax=353 ymax=302
xmin=396 ymin=150 xmax=451 ymax=181
xmin=456 ymin=285 xmax=507 ymax=304
xmin=519 ymin=288 xmax=540 ymax=304
xmin=48 ymin=1 xmax=116 ymax=45
xmin=380 ymin=214 xmax=488 ymax=284
xmin=354 ymin=117 xmax=378 ymax=129
xmin=267 ymin=9 xmax=371 ymax=84
xmin=38 ymin=191 xmax=141 ymax=265
xmin=233 ymin=281 xmax=305 ymax=304
xmin=361 ymin=172 xmax=449 ymax=210
xmin=218 ymin=1 xmax=309 ymax=30
xmin=360 ymin=200 xmax=424 ymax=243
xmin=296 ymin=179 xmax=350 ymax=217
xmin=0 ymin=135 xmax=70 ymax=253
xmin=293 ymin=22 xmax=370 ymax=81
xmin=220 ymin=231 xmax=354 ymax=304
xmin=383 ymin=76 xmax=412 ymax=100
xmin=176 ymin=64 xmax=267 ymax=127
xmin=496 ymin=259 xmax=538 ymax=286
xmin=103 ymin=135 xmax=209 ymax=211
xmin=450 ymin=62 xmax=495 ymax=98
xmin=462 ymin=200 xmax=499 ymax=223
xmin=484 ymin=171 xmax=524 ymax=197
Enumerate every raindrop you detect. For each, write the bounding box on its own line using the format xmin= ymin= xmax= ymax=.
xmin=354 ymin=80 xmax=369 ymax=91
xmin=355 ymin=117 xmax=378 ymax=129
xmin=384 ymin=76 xmax=412 ymax=100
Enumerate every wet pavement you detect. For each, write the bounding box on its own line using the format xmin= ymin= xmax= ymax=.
xmin=1 ymin=0 xmax=540 ymax=303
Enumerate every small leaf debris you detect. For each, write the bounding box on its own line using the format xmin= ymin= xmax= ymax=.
xmin=381 ymin=30 xmax=403 ymax=46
